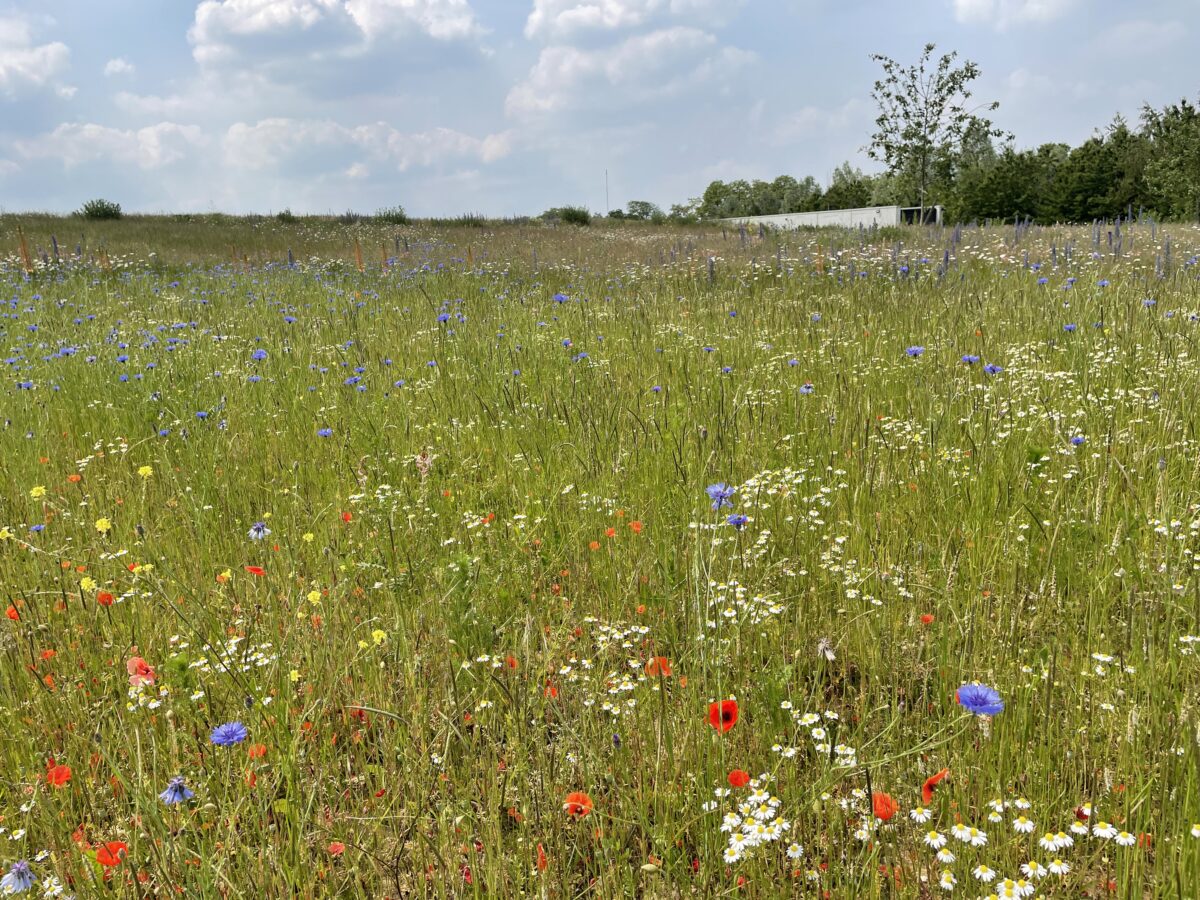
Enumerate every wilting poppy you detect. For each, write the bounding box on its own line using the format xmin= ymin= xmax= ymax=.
xmin=645 ymin=657 xmax=672 ymax=678
xmin=872 ymin=792 xmax=898 ymax=821
xmin=563 ymin=791 xmax=593 ymax=817
xmin=126 ymin=657 xmax=155 ymax=687
xmin=728 ymin=769 xmax=750 ymax=788
xmin=536 ymin=843 xmax=548 ymax=872
xmin=922 ymin=768 xmax=950 ymax=805
xmin=708 ymin=699 xmax=739 ymax=733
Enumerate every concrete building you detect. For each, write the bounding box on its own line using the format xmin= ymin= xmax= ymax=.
xmin=723 ymin=205 xmax=943 ymax=230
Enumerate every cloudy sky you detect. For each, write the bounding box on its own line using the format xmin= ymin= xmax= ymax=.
xmin=0 ymin=0 xmax=1195 ymax=216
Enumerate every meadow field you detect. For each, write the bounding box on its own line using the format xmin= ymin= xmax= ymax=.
xmin=1 ymin=215 xmax=1198 ymax=898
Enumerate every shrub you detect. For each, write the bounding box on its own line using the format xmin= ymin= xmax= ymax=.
xmin=543 ymin=206 xmax=591 ymax=226
xmin=375 ymin=205 xmax=409 ymax=225
xmin=276 ymin=208 xmax=298 ymax=224
xmin=337 ymin=209 xmax=363 ymax=225
xmin=77 ymin=199 xmax=123 ymax=220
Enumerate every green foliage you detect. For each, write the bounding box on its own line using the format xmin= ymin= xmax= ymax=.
xmin=275 ymin=208 xmax=298 ymax=224
xmin=374 ymin=204 xmax=409 ymax=225
xmin=76 ymin=198 xmax=123 ymax=220
xmin=543 ymin=205 xmax=591 ymax=226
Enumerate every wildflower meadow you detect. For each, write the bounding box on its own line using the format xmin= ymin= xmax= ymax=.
xmin=1 ymin=216 xmax=1199 ymax=897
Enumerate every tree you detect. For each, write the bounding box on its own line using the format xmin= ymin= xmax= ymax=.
xmin=625 ymin=200 xmax=663 ymax=220
xmin=1142 ymin=97 xmax=1200 ymax=221
xmin=820 ymin=163 xmax=873 ymax=211
xmin=866 ymin=43 xmax=1007 ymax=217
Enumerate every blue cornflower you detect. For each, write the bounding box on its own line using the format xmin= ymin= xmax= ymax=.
xmin=562 ymin=338 xmax=572 ymax=348
xmin=283 ymin=315 xmax=297 ymax=323
xmin=158 ymin=429 xmax=171 ymax=437
xmin=1070 ymin=435 xmax=1085 ymax=446
xmin=1143 ymin=298 xmax=1156 ymax=307
xmin=553 ymin=292 xmax=568 ymax=303
xmin=160 ymin=775 xmax=195 ymax=805
xmin=721 ymin=366 xmax=732 ymax=374
xmin=905 ymin=346 xmax=925 ymax=357
xmin=811 ymin=313 xmax=821 ymax=322
xmin=983 ymin=363 xmax=1003 ymax=375
xmin=1098 ymin=279 xmax=1110 ymax=287
xmin=437 ymin=313 xmax=450 ymax=322
xmin=727 ymin=514 xmax=749 ymax=529
xmin=30 ymin=524 xmax=44 ymax=533
xmin=1037 ymin=277 xmax=1049 ymax=285
xmin=788 ymin=359 xmax=798 ymax=367
xmin=1 ymin=860 xmax=35 ymax=895
xmin=728 ymin=310 xmax=737 ymax=317
xmin=1063 ymin=323 xmax=1077 ymax=332
xmin=317 ymin=427 xmax=333 ymax=438
xmin=799 ymin=383 xmax=814 ymax=394
xmin=427 ymin=360 xmax=437 ymax=367
xmin=251 ymin=349 xmax=268 ymax=361
xmin=248 ymin=521 xmax=271 ymax=540
xmin=210 ymin=722 xmax=249 ymax=746
xmin=573 ymin=352 xmax=589 ymax=362
xmin=706 ymin=483 xmax=735 ymax=511
xmin=344 ymin=376 xmax=361 ymax=386
xmin=195 ymin=411 xmax=208 ymax=419
xmin=956 ymin=683 xmax=1003 ymax=716
xmin=961 ymin=354 xmax=980 ymax=365
xmin=650 ymin=385 xmax=662 ymax=393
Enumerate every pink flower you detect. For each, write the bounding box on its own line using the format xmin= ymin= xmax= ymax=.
xmin=127 ymin=656 xmax=156 ymax=687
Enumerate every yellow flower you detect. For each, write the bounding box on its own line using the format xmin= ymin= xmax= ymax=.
xmin=81 ymin=576 xmax=97 ymax=592
xmin=137 ymin=465 xmax=153 ymax=479
xmin=302 ymin=532 xmax=314 ymax=543
xmin=262 ymin=512 xmax=273 ymax=520
xmin=357 ymin=640 xmax=368 ymax=650
xmin=289 ymin=669 xmax=301 ymax=683
xmin=0 ymin=527 xmax=12 ymax=541
xmin=371 ymin=629 xmax=387 ymax=646
xmin=29 ymin=486 xmax=46 ymax=499
xmin=306 ymin=590 xmax=321 ymax=604
xmin=95 ymin=517 xmax=112 ymax=535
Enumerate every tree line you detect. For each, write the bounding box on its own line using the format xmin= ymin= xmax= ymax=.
xmin=666 ymin=46 xmax=1199 ymax=225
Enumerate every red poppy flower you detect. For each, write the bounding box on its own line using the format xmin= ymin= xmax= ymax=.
xmin=96 ymin=592 xmax=114 ymax=607
xmin=563 ymin=791 xmax=593 ymax=817
xmin=536 ymin=842 xmax=548 ymax=872
xmin=708 ymin=699 xmax=739 ymax=733
xmin=644 ymin=656 xmax=672 ymax=678
xmin=244 ymin=565 xmax=265 ymax=576
xmin=920 ymin=613 xmax=935 ymax=625
xmin=5 ymin=606 xmax=18 ymax=621
xmin=872 ymin=792 xmax=898 ymax=821
xmin=46 ymin=759 xmax=71 ymax=787
xmin=96 ymin=841 xmax=127 ymax=867
xmin=341 ymin=511 xmax=352 ymax=523
xmin=629 ymin=520 xmax=643 ymax=534
xmin=922 ymin=768 xmax=950 ymax=805
xmin=727 ymin=769 xmax=750 ymax=788
xmin=327 ymin=841 xmax=346 ymax=856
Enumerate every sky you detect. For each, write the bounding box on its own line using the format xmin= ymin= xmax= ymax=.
xmin=0 ymin=0 xmax=1195 ymax=216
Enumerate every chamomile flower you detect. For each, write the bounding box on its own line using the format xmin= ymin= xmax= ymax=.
xmin=1038 ymin=832 xmax=1061 ymax=852
xmin=1013 ymin=797 xmax=1031 ymax=809
xmin=924 ymin=830 xmax=947 ymax=849
xmin=1093 ymin=821 xmax=1118 ymax=839
xmin=1048 ymin=858 xmax=1070 ymax=875
xmin=1021 ymin=861 xmax=1048 ymax=879
xmin=939 ymin=870 xmax=957 ymax=891
xmin=1069 ymin=820 xmax=1090 ymax=835
xmin=951 ymin=823 xmax=970 ymax=842
xmin=1012 ymin=815 xmax=1035 ymax=833
xmin=1114 ymin=831 xmax=1136 ymax=847
xmin=936 ymin=848 xmax=956 ymax=864
xmin=910 ymin=806 xmax=932 ymax=823
xmin=972 ymin=864 xmax=997 ymax=883
xmin=722 ymin=846 xmax=741 ymax=864
xmin=786 ymin=841 xmax=803 ymax=860
xmin=1191 ymin=824 xmax=1200 ymax=838
xmin=720 ymin=813 xmax=742 ymax=833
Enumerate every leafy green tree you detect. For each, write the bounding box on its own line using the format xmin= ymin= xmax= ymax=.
xmin=1142 ymin=98 xmax=1200 ymax=220
xmin=867 ymin=43 xmax=1007 ymax=215
xmin=820 ymin=163 xmax=874 ymax=211
xmin=625 ymin=200 xmax=663 ymax=220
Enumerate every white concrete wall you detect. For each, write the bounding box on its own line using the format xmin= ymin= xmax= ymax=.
xmin=723 ymin=206 xmax=902 ymax=230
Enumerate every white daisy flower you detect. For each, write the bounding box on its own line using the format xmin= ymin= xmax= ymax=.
xmin=951 ymin=823 xmax=970 ymax=842
xmin=939 ymin=870 xmax=957 ymax=891
xmin=1012 ymin=815 xmax=1034 ymax=833
xmin=1069 ymin=820 xmax=1089 ymax=835
xmin=910 ymin=806 xmax=931 ymax=823
xmin=936 ymin=848 xmax=956 ymax=864
xmin=786 ymin=842 xmax=803 ymax=860
xmin=924 ymin=830 xmax=947 ymax=849
xmin=972 ymin=864 xmax=997 ymax=882
xmin=1048 ymin=858 xmax=1070 ymax=875
xmin=1114 ymin=831 xmax=1136 ymax=847
xmin=1191 ymin=824 xmax=1200 ymax=838
xmin=722 ymin=845 xmax=741 ymax=864
xmin=1021 ymin=860 xmax=1048 ymax=879
xmin=1093 ymin=821 xmax=1118 ymax=839
xmin=968 ymin=827 xmax=988 ymax=847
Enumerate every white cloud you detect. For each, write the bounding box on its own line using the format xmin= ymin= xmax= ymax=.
xmin=0 ymin=16 xmax=71 ymax=96
xmin=524 ymin=0 xmax=744 ymax=40
xmin=190 ymin=0 xmax=480 ymax=64
xmin=104 ymin=57 xmax=136 ymax=76
xmin=17 ymin=123 xmax=206 ymax=169
xmin=951 ymin=0 xmax=1076 ymax=29
xmin=506 ymin=26 xmax=754 ymax=118
xmin=222 ymin=117 xmax=512 ymax=170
